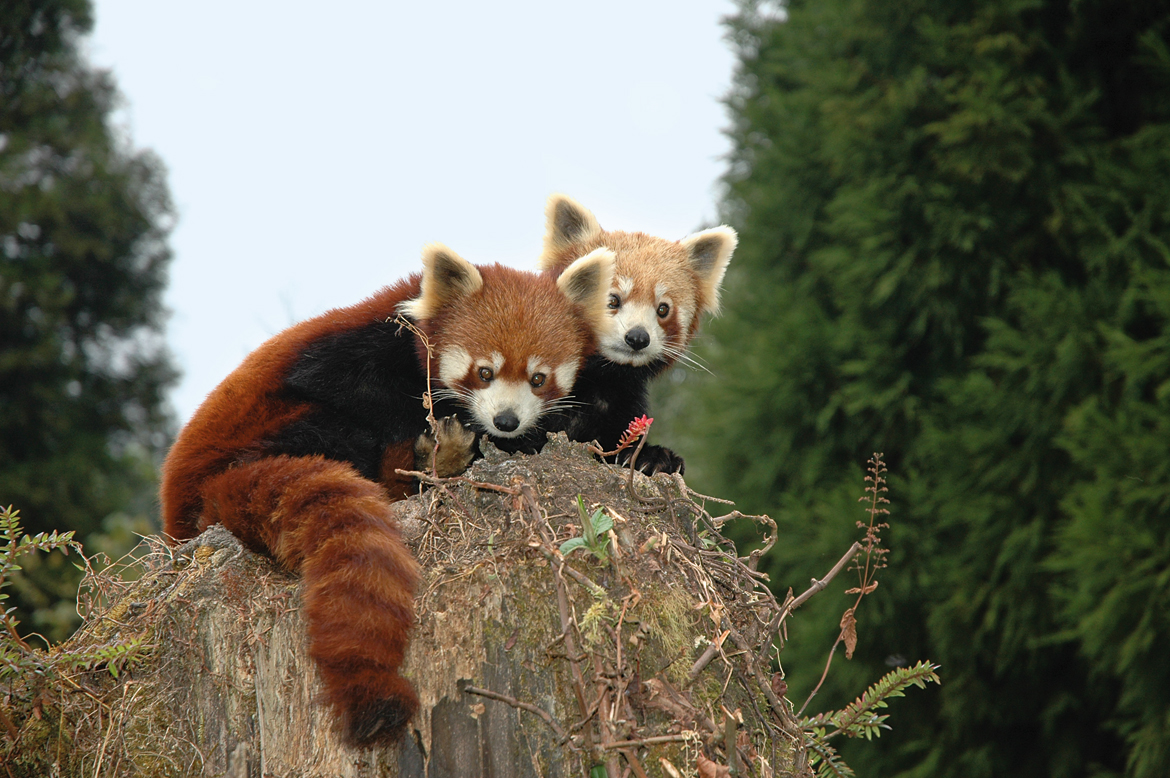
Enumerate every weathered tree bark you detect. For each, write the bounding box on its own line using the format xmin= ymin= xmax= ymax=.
xmin=5 ymin=436 xmax=807 ymax=777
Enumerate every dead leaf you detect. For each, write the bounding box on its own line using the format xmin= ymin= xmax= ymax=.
xmin=738 ymin=727 xmax=757 ymax=757
xmin=697 ymin=752 xmax=731 ymax=777
xmin=708 ymin=601 xmax=724 ymax=628
xmin=840 ymin=608 xmax=857 ymax=660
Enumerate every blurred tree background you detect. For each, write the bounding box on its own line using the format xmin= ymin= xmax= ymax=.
xmin=657 ymin=0 xmax=1170 ymax=776
xmin=1 ymin=0 xmax=176 ymax=642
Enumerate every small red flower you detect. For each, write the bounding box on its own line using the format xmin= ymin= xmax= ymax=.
xmin=616 ymin=415 xmax=654 ymax=451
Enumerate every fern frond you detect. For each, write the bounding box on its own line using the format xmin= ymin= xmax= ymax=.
xmin=62 ymin=634 xmax=149 ymax=678
xmin=805 ymin=733 xmax=856 ymax=778
xmin=801 ymin=660 xmax=940 ymax=740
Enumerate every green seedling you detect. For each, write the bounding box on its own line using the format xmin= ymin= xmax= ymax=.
xmin=559 ymin=495 xmax=614 ymax=563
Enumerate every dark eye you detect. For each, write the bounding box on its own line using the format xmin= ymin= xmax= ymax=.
xmin=530 ymin=373 xmax=546 ymax=388
xmin=657 ymin=302 xmax=671 ymax=318
xmin=607 ymin=294 xmax=621 ymax=310
xmin=478 ymin=367 xmax=494 ymax=382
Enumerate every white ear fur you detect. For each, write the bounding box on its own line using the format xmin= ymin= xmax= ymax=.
xmin=539 ymin=194 xmax=604 ymax=270
xmin=555 ymin=247 xmax=616 ymax=334
xmin=679 ymin=226 xmax=737 ymax=315
xmin=398 ymin=243 xmax=484 ymax=320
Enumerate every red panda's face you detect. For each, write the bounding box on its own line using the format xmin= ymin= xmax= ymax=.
xmin=589 ymin=235 xmax=699 ymax=368
xmin=403 ymin=253 xmax=611 ymax=439
xmin=434 ymin=341 xmax=581 ymax=438
xmin=537 ymin=195 xmax=737 ymax=372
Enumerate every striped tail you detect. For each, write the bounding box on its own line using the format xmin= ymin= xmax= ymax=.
xmin=199 ymin=454 xmax=421 ymax=746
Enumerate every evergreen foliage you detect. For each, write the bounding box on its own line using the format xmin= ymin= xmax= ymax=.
xmin=0 ymin=1 xmax=176 ymax=641
xmin=660 ymin=0 xmax=1170 ymax=775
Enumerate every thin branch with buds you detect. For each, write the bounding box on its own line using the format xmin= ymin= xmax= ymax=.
xmin=798 ymin=453 xmax=891 ymax=717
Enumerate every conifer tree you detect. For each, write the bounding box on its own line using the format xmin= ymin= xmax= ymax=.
xmin=0 ymin=0 xmax=176 ymax=640
xmin=661 ymin=1 xmax=1170 ymax=775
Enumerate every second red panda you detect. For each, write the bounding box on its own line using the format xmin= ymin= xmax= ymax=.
xmin=160 ymin=244 xmax=613 ymax=746
xmin=535 ymin=194 xmax=737 ymax=473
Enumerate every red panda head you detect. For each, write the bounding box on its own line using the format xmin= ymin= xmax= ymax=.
xmin=537 ymin=194 xmax=737 ymax=369
xmin=399 ymin=244 xmax=614 ymax=438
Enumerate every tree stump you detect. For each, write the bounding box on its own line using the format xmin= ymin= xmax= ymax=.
xmin=4 ymin=435 xmax=807 ymax=777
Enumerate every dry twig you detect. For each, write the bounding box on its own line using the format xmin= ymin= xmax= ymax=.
xmin=464 ymin=685 xmax=568 ymax=742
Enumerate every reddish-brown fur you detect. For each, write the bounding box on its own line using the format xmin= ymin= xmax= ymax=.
xmin=161 ymin=275 xmax=422 ymax=539
xmin=161 ymin=257 xmax=607 ymax=747
xmin=198 ymin=454 xmax=420 ymax=741
xmin=411 ymin=263 xmax=596 ymax=399
xmin=162 ymin=276 xmax=427 ymax=747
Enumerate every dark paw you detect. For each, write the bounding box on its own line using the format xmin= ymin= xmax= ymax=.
xmin=620 ymin=444 xmax=685 ymax=475
xmin=347 ymin=695 xmax=416 ymax=747
xmin=414 ymin=416 xmax=478 ymax=477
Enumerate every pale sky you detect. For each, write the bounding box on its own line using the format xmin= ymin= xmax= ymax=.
xmin=87 ymin=1 xmax=739 ymax=424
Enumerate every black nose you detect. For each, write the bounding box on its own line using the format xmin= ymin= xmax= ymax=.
xmin=493 ymin=410 xmax=520 ymax=433
xmin=625 ymin=326 xmax=650 ymax=351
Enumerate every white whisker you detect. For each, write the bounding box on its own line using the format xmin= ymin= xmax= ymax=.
xmin=674 ymin=347 xmax=710 ymax=369
xmin=549 ymin=394 xmax=587 ymax=405
xmin=542 ymin=398 xmax=588 ymax=413
xmin=662 ymin=344 xmax=713 ymax=375
xmin=429 ymin=387 xmax=473 ymax=405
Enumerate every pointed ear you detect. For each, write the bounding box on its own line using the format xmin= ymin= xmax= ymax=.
xmin=680 ymin=226 xmax=737 ymax=314
xmin=555 ymin=247 xmax=615 ymax=333
xmin=399 ymin=243 xmax=484 ymax=320
xmin=539 ymin=194 xmax=604 ymax=270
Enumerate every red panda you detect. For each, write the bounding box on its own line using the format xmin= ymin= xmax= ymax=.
xmin=534 ymin=194 xmax=736 ymax=474
xmin=160 ymin=243 xmax=613 ymax=747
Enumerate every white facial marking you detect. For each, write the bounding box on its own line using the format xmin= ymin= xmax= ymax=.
xmin=469 ymin=380 xmax=544 ymax=438
xmin=527 ymin=356 xmax=551 ymax=377
xmin=675 ymin=303 xmax=695 ymax=337
xmin=654 ymin=282 xmax=669 ymax=300
xmin=616 ymin=276 xmax=634 ymax=297
xmin=554 ymin=361 xmax=580 ymax=392
xmin=473 ymin=351 xmax=506 ymax=378
xmin=438 ymin=347 xmax=472 ymax=385
xmin=599 ymin=301 xmax=665 ymax=366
